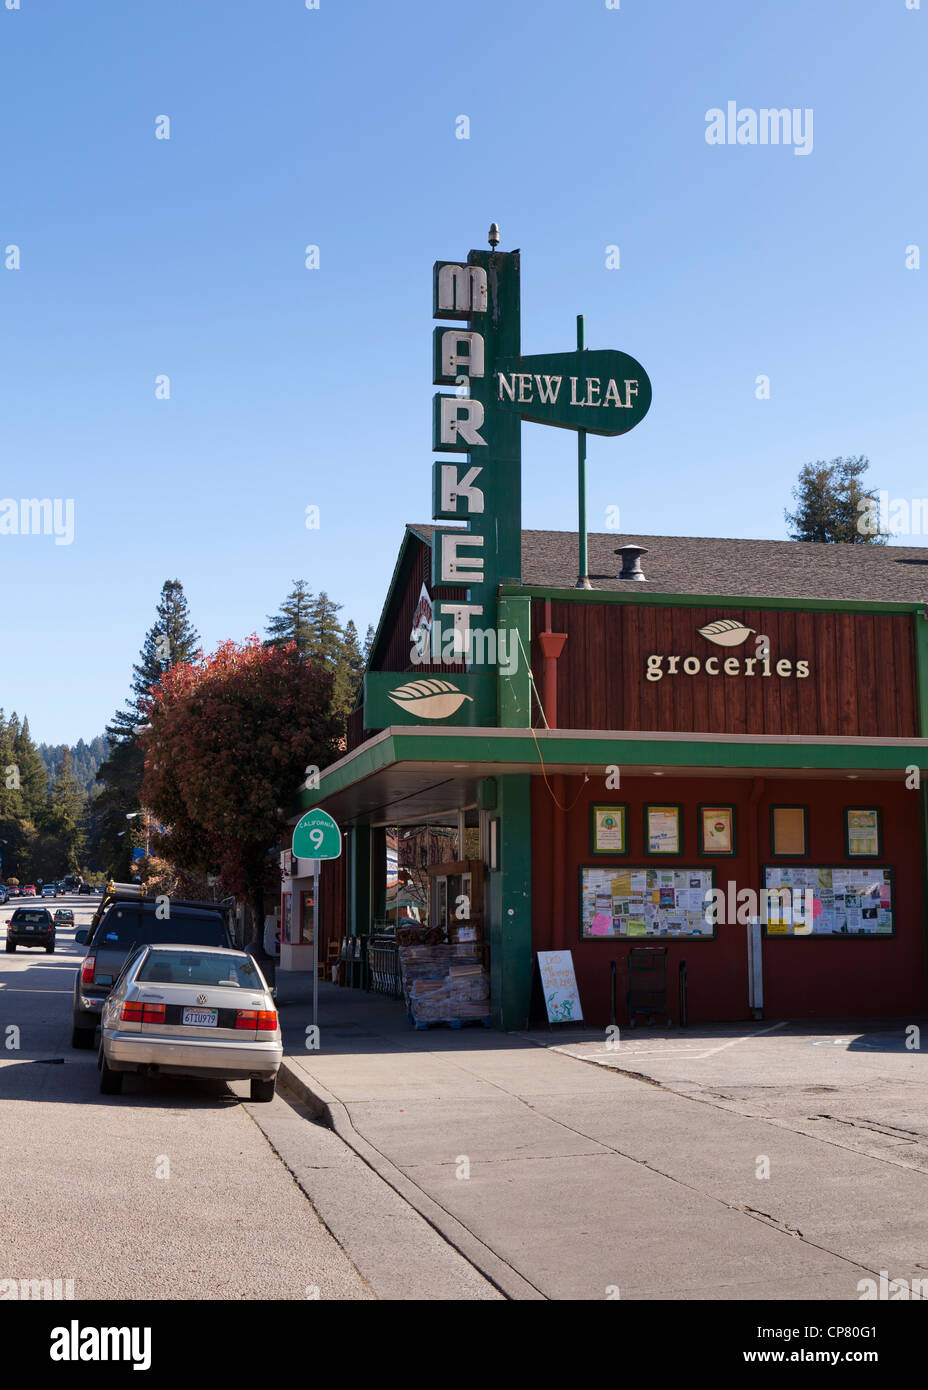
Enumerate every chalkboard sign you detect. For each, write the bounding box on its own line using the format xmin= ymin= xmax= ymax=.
xmin=537 ymin=950 xmax=583 ymax=1023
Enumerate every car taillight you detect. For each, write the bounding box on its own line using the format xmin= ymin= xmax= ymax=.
xmin=235 ymin=1009 xmax=277 ymax=1031
xmin=81 ymin=956 xmax=96 ymax=984
xmin=142 ymin=1004 xmax=164 ymax=1022
xmin=120 ymin=1001 xmax=143 ymax=1022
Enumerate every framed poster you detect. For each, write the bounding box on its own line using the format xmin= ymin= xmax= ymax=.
xmin=591 ymin=804 xmax=628 ymax=856
xmin=645 ymin=805 xmax=681 ymax=855
xmin=536 ymin=950 xmax=583 ymax=1022
xmin=579 ymin=866 xmax=715 ymax=940
xmin=771 ymin=805 xmax=807 ymax=857
xmin=845 ymin=808 xmax=882 ymax=858
xmin=699 ymin=805 xmax=735 ymax=856
xmin=763 ymin=865 xmax=894 ymax=938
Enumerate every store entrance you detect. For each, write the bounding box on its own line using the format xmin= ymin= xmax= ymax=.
xmin=368 ymin=811 xmax=490 ymax=1024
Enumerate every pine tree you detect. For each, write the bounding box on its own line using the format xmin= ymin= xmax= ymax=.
xmin=306 ymin=591 xmax=345 ymax=668
xmin=42 ymin=748 xmax=85 ymax=868
xmin=785 ymin=456 xmax=886 ymax=545
xmin=339 ymin=619 xmax=367 ymax=713
xmin=94 ymin=580 xmax=200 ymax=875
xmin=106 ymin=580 xmax=201 ymax=744
xmin=265 ymin=580 xmax=315 ymax=655
xmin=13 ymin=717 xmax=49 ymax=821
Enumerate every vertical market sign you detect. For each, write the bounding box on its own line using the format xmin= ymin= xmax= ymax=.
xmin=363 ymin=237 xmax=652 ymax=730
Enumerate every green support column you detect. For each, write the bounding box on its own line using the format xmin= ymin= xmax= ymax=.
xmin=372 ymin=826 xmax=387 ymax=925
xmin=498 ymin=594 xmax=532 ymax=728
xmin=489 ymin=774 xmax=532 ymax=1030
xmin=920 ymin=783 xmax=928 ymax=1012
xmin=916 ymin=612 xmax=928 ymax=737
xmin=348 ymin=826 xmax=372 ymax=988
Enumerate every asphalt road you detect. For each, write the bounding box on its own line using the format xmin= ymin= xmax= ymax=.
xmin=0 ymin=895 xmax=373 ymax=1300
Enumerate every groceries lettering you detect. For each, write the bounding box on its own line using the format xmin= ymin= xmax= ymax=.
xmin=646 ymin=653 xmax=811 ymax=682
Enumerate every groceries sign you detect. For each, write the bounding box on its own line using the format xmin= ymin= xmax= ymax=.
xmin=364 ymin=240 xmax=652 ymax=729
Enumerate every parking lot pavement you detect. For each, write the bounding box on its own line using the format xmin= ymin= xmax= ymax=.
xmin=279 ymin=990 xmax=928 ymax=1300
xmin=536 ymin=1019 xmax=928 ymax=1173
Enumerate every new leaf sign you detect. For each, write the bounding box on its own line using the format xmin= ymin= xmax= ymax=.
xmin=494 ymin=349 xmax=651 ymax=435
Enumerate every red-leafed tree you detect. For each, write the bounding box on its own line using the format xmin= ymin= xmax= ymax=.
xmin=139 ymin=637 xmax=340 ymax=948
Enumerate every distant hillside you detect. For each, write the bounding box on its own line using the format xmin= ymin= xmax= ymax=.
xmin=39 ymin=735 xmax=108 ymax=795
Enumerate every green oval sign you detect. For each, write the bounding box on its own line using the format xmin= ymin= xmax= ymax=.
xmin=293 ymin=809 xmax=342 ymax=861
xmin=493 ymin=349 xmax=651 ymax=437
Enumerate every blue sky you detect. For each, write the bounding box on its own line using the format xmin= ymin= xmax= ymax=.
xmin=1 ymin=0 xmax=925 ymax=744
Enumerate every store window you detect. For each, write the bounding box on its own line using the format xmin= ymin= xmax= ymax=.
xmin=299 ymin=885 xmax=315 ymax=944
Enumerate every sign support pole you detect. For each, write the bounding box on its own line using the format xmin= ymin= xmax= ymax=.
xmin=575 ymin=314 xmax=591 ymax=589
xmin=313 ymin=860 xmax=319 ymax=1029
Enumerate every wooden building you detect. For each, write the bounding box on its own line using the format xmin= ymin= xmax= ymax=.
xmin=293 ymin=525 xmax=928 ymax=1029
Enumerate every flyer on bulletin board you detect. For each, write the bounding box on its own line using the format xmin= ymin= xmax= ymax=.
xmin=580 ymin=866 xmax=714 ymax=939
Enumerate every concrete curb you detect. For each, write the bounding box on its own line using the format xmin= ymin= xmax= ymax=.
xmin=278 ymin=1056 xmax=546 ymax=1301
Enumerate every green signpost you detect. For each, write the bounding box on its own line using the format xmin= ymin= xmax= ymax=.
xmin=292 ymin=808 xmax=342 ymax=1027
xmin=292 ymin=808 xmax=342 ymax=860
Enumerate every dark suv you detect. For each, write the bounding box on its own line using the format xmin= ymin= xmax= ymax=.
xmin=71 ymin=894 xmax=234 ymax=1048
xmin=6 ymin=906 xmax=56 ymax=954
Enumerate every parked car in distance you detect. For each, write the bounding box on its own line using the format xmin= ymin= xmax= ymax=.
xmin=6 ymin=885 xmax=21 ymax=898
xmin=41 ymin=884 xmax=55 ymax=898
xmin=98 ymin=945 xmax=281 ymax=1101
xmin=54 ymin=908 xmax=75 ymax=927
xmin=22 ymin=885 xmax=37 ymax=897
xmin=6 ymin=906 xmax=55 ymax=953
xmin=0 ymin=888 xmax=7 ymax=905
xmin=72 ymin=897 xmax=234 ymax=1049
xmin=78 ymin=882 xmax=93 ymax=895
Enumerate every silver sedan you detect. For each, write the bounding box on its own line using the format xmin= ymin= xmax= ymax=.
xmin=98 ymin=944 xmax=282 ymax=1101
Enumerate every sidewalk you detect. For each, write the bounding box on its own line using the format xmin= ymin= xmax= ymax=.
xmin=275 ymin=978 xmax=928 ymax=1300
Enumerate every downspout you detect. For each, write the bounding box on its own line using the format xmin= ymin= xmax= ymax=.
xmin=748 ymin=776 xmax=766 ymax=1019
xmin=537 ymin=600 xmax=567 ymax=728
xmin=915 ymin=609 xmax=928 ymax=1010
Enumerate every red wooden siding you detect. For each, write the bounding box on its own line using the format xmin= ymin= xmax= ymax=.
xmin=531 ymin=774 xmax=926 ymax=1025
xmin=530 ymin=601 xmax=919 ymax=738
xmin=371 ymin=535 xmax=467 ymax=676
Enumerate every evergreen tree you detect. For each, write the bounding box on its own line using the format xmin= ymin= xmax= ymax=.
xmin=265 ymin=580 xmax=315 ymax=655
xmin=13 ymin=717 xmax=49 ymax=820
xmin=785 ymin=456 xmax=886 ymax=545
xmin=339 ymin=619 xmax=367 ymax=714
xmin=106 ymin=580 xmax=201 ymax=744
xmin=306 ymin=591 xmax=345 ymax=668
xmin=41 ymin=749 xmax=85 ymax=869
xmin=94 ymin=580 xmax=200 ymax=875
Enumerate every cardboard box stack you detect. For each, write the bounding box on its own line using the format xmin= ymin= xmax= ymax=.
xmin=400 ymin=944 xmax=490 ymax=1024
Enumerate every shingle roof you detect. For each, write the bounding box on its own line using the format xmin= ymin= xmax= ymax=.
xmin=410 ymin=525 xmax=928 ymax=604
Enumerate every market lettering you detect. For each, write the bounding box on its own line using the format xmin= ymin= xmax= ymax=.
xmin=497 ymin=373 xmax=638 ymax=409
xmin=646 ymin=653 xmax=811 ymax=682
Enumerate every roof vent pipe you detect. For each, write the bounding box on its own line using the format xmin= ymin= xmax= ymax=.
xmin=615 ymin=545 xmax=648 ymax=581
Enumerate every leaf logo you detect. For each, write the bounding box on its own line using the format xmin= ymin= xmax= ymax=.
xmin=387 ymin=678 xmax=474 ymax=720
xmin=697 ymin=620 xmax=756 ymax=648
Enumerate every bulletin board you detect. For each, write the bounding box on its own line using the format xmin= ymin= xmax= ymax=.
xmin=762 ymin=865 xmax=894 ymax=938
xmin=580 ymin=866 xmax=715 ymax=940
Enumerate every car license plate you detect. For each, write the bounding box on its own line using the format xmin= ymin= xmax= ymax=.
xmin=182 ymin=1008 xmax=218 ymax=1027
